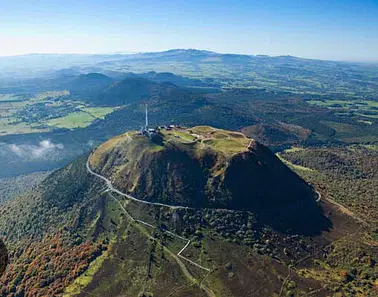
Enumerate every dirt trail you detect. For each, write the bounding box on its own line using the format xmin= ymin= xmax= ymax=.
xmin=88 ymin=146 xmax=215 ymax=296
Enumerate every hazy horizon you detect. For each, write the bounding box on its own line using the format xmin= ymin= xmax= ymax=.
xmin=1 ymin=48 xmax=378 ymax=64
xmin=1 ymin=0 xmax=378 ymax=62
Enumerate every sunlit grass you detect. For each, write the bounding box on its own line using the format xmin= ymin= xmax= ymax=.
xmin=81 ymin=107 xmax=117 ymax=119
xmin=46 ymin=112 xmax=95 ymax=129
xmin=63 ymin=250 xmax=109 ymax=297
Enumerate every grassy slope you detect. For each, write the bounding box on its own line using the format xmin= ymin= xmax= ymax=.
xmin=89 ymin=126 xmax=254 ymax=208
xmin=70 ymin=188 xmax=375 ymax=297
xmin=90 ymin=126 xmax=251 ymax=175
xmin=90 ymin=126 xmax=320 ymax=213
xmin=85 ymin=127 xmax=377 ymax=295
xmin=0 ymin=130 xmax=377 ymax=296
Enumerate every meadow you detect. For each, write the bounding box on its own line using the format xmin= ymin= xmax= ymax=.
xmin=0 ymin=91 xmax=118 ymax=134
xmin=307 ymin=99 xmax=378 ymax=120
xmin=46 ymin=107 xmax=116 ymax=129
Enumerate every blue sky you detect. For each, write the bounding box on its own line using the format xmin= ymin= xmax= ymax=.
xmin=0 ymin=0 xmax=377 ymax=61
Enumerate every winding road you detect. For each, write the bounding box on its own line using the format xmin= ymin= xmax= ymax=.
xmin=86 ymin=138 xmax=214 ymax=295
xmin=315 ymin=190 xmax=321 ymax=202
xmin=86 ymin=158 xmax=210 ymax=273
xmin=86 ymin=133 xmax=325 ymax=296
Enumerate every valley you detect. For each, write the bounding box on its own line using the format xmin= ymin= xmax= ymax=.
xmin=2 ymin=65 xmax=378 ymax=179
xmin=0 ymin=91 xmax=118 ymax=136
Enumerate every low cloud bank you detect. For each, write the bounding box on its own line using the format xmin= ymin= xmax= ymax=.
xmin=7 ymin=140 xmax=64 ymax=159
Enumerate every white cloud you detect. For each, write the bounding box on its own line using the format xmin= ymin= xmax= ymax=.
xmin=8 ymin=140 xmax=64 ymax=159
xmin=8 ymin=144 xmax=23 ymax=156
xmin=87 ymin=140 xmax=95 ymax=147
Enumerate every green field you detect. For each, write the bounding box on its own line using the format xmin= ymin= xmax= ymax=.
xmin=28 ymin=91 xmax=70 ymax=103
xmin=307 ymin=99 xmax=378 ymax=110
xmin=0 ymin=94 xmax=28 ymax=102
xmin=355 ymin=112 xmax=378 ymax=119
xmin=307 ymin=99 xmax=378 ymax=119
xmin=282 ymin=146 xmax=304 ymax=153
xmin=0 ymin=119 xmax=48 ymax=136
xmin=81 ymin=107 xmax=116 ymax=119
xmin=276 ymin=153 xmax=314 ymax=172
xmin=358 ymin=119 xmax=373 ymax=125
xmin=46 ymin=107 xmax=117 ymax=129
xmin=46 ymin=112 xmax=96 ymax=129
xmin=321 ymin=121 xmax=360 ymax=134
xmin=0 ymin=91 xmax=119 ymax=134
xmin=0 ymin=101 xmax=27 ymax=117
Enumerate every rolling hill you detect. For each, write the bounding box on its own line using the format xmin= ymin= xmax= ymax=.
xmin=68 ymin=73 xmax=114 ymax=101
xmin=67 ymin=74 xmax=179 ymax=106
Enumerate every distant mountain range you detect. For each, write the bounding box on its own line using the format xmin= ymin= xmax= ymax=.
xmin=2 ymin=49 xmax=378 ymax=98
xmin=0 ymin=49 xmax=362 ymax=77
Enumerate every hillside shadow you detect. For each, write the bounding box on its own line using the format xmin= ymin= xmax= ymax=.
xmin=253 ymin=195 xmax=333 ymax=236
xmin=222 ymin=148 xmax=333 ymax=236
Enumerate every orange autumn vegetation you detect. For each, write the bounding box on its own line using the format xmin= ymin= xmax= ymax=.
xmin=0 ymin=232 xmax=107 ymax=297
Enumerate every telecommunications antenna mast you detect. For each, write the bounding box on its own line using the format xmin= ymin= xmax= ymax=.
xmin=145 ymin=103 xmax=148 ymax=129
